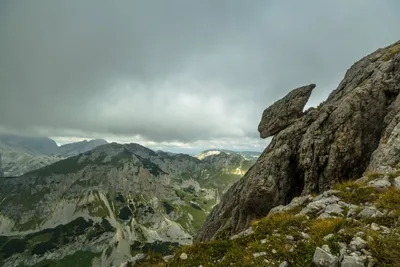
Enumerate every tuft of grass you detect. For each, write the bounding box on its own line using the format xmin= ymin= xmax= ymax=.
xmin=382 ymin=44 xmax=400 ymax=61
xmin=368 ymin=230 xmax=400 ymax=266
xmin=136 ymin=179 xmax=400 ymax=267
xmin=308 ymin=218 xmax=346 ymax=239
xmin=166 ymin=239 xmax=254 ymax=267
xmin=253 ymin=212 xmax=305 ymax=236
xmin=365 ymin=171 xmax=384 ymax=181
xmin=376 ymin=188 xmax=400 ymax=211
xmin=335 ymin=180 xmax=362 ymax=191
xmin=335 ymin=182 xmax=379 ymax=205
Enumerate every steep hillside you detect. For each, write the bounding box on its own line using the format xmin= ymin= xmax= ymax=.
xmin=0 ymin=133 xmax=59 ymax=155
xmin=197 ymin=40 xmax=400 ymax=242
xmin=137 ymin=170 xmax=400 ymax=266
xmin=0 ymin=135 xmax=108 ymax=176
xmin=58 ymin=139 xmax=108 ymax=157
xmin=0 ymin=143 xmax=256 ymax=267
xmin=0 ymin=149 xmax=62 ymax=177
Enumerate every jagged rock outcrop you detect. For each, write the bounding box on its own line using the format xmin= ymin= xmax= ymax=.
xmin=258 ymin=84 xmax=315 ymax=138
xmin=196 ymin=40 xmax=400 ymax=242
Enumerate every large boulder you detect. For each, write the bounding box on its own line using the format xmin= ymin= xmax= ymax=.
xmin=196 ymin=40 xmax=400 ymax=242
xmin=258 ymin=84 xmax=315 ymax=138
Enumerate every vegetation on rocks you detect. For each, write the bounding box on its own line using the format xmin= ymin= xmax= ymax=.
xmin=135 ymin=171 xmax=400 ymax=267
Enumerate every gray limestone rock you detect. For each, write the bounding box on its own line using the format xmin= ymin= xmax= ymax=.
xmin=350 ymin=237 xmax=368 ymax=252
xmin=358 ymin=207 xmax=384 ymax=219
xmin=341 ymin=255 xmax=366 ymax=267
xmin=268 ymin=194 xmax=312 ymax=215
xmin=368 ymin=177 xmax=391 ymax=190
xmin=196 ymin=41 xmax=400 ymax=242
xmin=312 ymin=247 xmax=339 ymax=267
xmin=394 ymin=177 xmax=400 ymax=189
xmin=258 ymin=83 xmax=315 ymax=138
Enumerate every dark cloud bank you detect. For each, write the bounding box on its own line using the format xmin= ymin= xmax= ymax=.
xmin=0 ymin=0 xmax=399 ymax=151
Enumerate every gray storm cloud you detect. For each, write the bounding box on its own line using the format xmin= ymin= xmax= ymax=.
xmin=0 ymin=0 xmax=399 ymax=148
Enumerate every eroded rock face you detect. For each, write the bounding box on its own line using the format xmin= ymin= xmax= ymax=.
xmin=196 ymin=40 xmax=400 ymax=242
xmin=258 ymin=84 xmax=315 ymax=138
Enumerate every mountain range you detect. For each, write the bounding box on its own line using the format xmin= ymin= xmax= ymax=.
xmin=2 ymin=40 xmax=400 ymax=267
xmin=0 ymin=134 xmax=108 ymax=176
xmin=0 ymin=142 xmax=258 ymax=267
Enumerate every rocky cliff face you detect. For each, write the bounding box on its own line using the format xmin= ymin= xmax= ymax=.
xmin=197 ymin=40 xmax=400 ymax=242
xmin=0 ymin=143 xmax=256 ymax=267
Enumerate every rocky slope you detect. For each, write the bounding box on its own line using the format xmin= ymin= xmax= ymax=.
xmin=0 ymin=134 xmax=108 ymax=176
xmin=57 ymin=139 xmax=108 ymax=157
xmin=0 ymin=143 xmax=256 ymax=267
xmin=0 ymin=149 xmax=62 ymax=177
xmin=0 ymin=133 xmax=60 ymax=155
xmin=137 ymin=170 xmax=400 ymax=266
xmin=196 ymin=40 xmax=400 ymax=242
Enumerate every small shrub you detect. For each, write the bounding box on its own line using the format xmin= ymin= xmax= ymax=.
xmin=309 ymin=218 xmax=345 ymax=239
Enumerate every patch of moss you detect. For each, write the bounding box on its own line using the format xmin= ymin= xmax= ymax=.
xmin=382 ymin=44 xmax=400 ymax=61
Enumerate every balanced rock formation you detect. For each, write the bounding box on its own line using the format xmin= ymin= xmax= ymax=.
xmin=258 ymin=83 xmax=315 ymax=138
xmin=196 ymin=40 xmax=400 ymax=242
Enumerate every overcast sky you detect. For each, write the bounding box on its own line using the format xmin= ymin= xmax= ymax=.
xmin=0 ymin=0 xmax=399 ymax=153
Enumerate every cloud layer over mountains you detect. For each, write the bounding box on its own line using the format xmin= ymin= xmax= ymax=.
xmin=1 ymin=0 xmax=399 ymax=150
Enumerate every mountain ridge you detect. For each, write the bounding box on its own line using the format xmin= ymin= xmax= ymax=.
xmin=0 ymin=142 xmax=258 ymax=267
